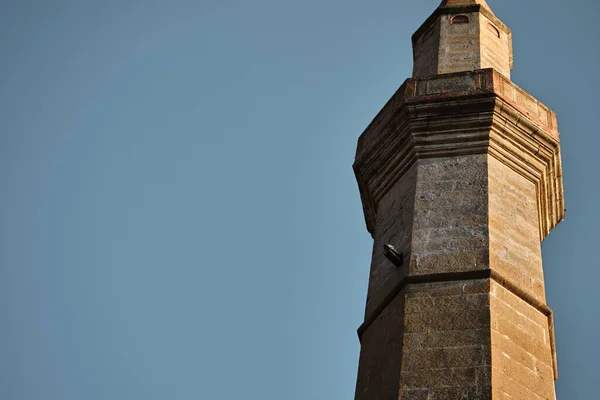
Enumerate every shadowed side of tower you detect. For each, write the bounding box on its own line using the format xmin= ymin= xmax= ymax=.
xmin=352 ymin=1 xmax=564 ymax=399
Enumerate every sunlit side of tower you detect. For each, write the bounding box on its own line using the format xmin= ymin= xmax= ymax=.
xmin=352 ymin=0 xmax=564 ymax=398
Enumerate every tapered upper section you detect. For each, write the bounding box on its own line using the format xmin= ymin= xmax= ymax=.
xmin=413 ymin=0 xmax=513 ymax=78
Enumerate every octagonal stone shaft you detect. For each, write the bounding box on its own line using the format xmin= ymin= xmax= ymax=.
xmin=353 ymin=70 xmax=563 ymax=400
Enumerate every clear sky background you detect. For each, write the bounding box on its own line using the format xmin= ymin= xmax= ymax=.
xmin=0 ymin=0 xmax=597 ymax=398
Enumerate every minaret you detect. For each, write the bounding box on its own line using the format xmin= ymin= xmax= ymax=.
xmin=353 ymin=1 xmax=564 ymax=399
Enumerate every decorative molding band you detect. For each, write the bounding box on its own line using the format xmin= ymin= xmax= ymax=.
xmin=353 ymin=69 xmax=564 ymax=240
xmin=356 ymin=268 xmax=559 ymax=380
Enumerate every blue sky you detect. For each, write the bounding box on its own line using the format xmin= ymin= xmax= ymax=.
xmin=0 ymin=0 xmax=598 ymax=398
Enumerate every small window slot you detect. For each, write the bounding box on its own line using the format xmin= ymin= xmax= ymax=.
xmin=451 ymin=15 xmax=469 ymax=24
xmin=487 ymin=23 xmax=501 ymax=38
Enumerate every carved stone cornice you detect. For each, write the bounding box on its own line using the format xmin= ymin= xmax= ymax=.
xmin=353 ymin=68 xmax=564 ymax=240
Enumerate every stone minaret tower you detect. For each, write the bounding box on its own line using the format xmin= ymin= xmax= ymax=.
xmin=353 ymin=0 xmax=564 ymax=399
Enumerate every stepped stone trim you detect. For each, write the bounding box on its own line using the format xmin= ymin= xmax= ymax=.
xmin=353 ymin=68 xmax=564 ymax=240
xmin=356 ymin=268 xmax=558 ymax=380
